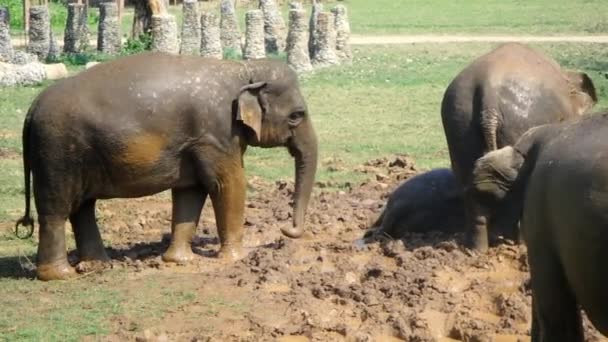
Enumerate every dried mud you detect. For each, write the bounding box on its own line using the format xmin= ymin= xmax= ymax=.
xmin=21 ymin=156 xmax=608 ymax=341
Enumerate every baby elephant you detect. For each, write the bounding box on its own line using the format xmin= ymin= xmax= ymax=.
xmin=365 ymin=168 xmax=465 ymax=239
xmin=472 ymin=113 xmax=608 ymax=341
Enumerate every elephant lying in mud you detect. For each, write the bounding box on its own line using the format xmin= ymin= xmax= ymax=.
xmin=472 ymin=113 xmax=608 ymax=341
xmin=441 ymin=42 xmax=597 ymax=251
xmin=15 ymin=52 xmax=318 ymax=281
xmin=364 ymin=168 xmax=465 ymax=240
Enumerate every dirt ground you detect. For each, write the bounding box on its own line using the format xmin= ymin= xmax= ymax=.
xmin=24 ymin=155 xmax=607 ymax=341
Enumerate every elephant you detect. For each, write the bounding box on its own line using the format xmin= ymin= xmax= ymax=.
xmin=471 ymin=112 xmax=608 ymax=341
xmin=364 ymin=168 xmax=464 ymax=240
xmin=440 ymin=42 xmax=597 ymax=251
xmin=14 ymin=52 xmax=318 ymax=281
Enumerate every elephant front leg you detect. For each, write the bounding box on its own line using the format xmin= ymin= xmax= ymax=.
xmin=465 ymin=194 xmax=489 ymax=252
xmin=162 ymin=187 xmax=207 ymax=263
xmin=36 ymin=215 xmax=76 ymax=281
xmin=210 ymin=165 xmax=247 ymax=261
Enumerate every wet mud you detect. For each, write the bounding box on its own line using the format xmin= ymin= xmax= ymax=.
xmin=28 ymin=155 xmax=608 ymax=341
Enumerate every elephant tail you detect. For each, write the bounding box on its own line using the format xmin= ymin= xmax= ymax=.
xmin=15 ymin=106 xmax=35 ymax=239
xmin=478 ymin=86 xmax=500 ymax=152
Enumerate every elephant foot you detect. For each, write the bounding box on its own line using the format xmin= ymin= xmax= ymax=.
xmin=162 ymin=246 xmax=197 ymax=264
xmin=217 ymin=244 xmax=245 ymax=262
xmin=79 ymin=250 xmax=111 ymax=263
xmin=37 ymin=259 xmax=76 ymax=281
xmin=75 ymin=260 xmax=112 ymax=274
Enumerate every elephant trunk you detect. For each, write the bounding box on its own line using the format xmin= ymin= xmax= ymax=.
xmin=283 ymin=120 xmax=318 ymax=238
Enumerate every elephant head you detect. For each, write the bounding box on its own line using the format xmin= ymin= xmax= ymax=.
xmin=565 ymin=70 xmax=597 ymax=116
xmin=236 ymin=60 xmax=318 ymax=238
xmin=471 ymin=124 xmax=551 ymax=232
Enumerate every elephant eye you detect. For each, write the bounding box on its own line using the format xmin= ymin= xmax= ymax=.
xmin=288 ymin=111 xmax=305 ymax=127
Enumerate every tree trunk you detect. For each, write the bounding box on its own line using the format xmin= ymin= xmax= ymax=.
xmin=131 ymin=0 xmax=169 ymax=38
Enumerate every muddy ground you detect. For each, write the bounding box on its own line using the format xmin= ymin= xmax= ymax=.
xmin=23 ymin=155 xmax=608 ymax=341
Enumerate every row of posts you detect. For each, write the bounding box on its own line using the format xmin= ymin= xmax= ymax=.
xmin=0 ymin=0 xmax=351 ymax=73
xmin=152 ymin=0 xmax=351 ymax=72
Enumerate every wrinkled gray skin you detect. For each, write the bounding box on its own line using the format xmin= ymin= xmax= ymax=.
xmin=16 ymin=52 xmax=318 ymax=281
xmin=441 ymin=42 xmax=597 ymax=251
xmin=364 ymin=168 xmax=465 ymax=240
xmin=472 ymin=113 xmax=608 ymax=341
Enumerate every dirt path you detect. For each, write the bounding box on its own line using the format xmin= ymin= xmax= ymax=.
xmin=9 ymin=34 xmax=608 ymax=49
xmin=350 ymin=34 xmax=608 ymax=45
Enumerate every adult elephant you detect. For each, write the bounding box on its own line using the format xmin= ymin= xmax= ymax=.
xmin=471 ymin=112 xmax=608 ymax=341
xmin=440 ymin=42 xmax=597 ymax=251
xmin=15 ymin=52 xmax=318 ymax=281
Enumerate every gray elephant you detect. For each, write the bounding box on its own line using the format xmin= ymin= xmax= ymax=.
xmin=472 ymin=113 xmax=608 ymax=341
xmin=441 ymin=42 xmax=597 ymax=251
xmin=15 ymin=52 xmax=318 ymax=281
xmin=364 ymin=168 xmax=465 ymax=240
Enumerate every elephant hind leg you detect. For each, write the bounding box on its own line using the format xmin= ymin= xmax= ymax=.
xmin=162 ymin=186 xmax=207 ymax=263
xmin=70 ymin=199 xmax=109 ymax=262
xmin=528 ymin=246 xmax=583 ymax=342
xmin=36 ymin=214 xmax=76 ymax=280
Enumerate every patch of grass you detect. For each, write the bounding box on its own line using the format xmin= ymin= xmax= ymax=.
xmin=0 ymin=271 xmax=123 ymax=340
xmin=0 ymin=270 xmax=200 ymax=341
xmin=337 ymin=0 xmax=608 ymax=35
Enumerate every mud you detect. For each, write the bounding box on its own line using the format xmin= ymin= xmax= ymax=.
xmin=28 ymin=155 xmax=608 ymax=340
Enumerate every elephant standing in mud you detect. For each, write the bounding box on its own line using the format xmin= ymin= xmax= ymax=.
xmin=440 ymin=42 xmax=597 ymax=251
xmin=472 ymin=113 xmax=608 ymax=341
xmin=15 ymin=52 xmax=318 ymax=281
xmin=364 ymin=168 xmax=464 ymax=239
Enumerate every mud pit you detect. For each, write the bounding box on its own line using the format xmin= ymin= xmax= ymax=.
xmin=65 ymin=156 xmax=603 ymax=341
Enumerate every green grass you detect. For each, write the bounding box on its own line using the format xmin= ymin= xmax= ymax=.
xmin=343 ymin=0 xmax=608 ymax=35
xmin=0 ymin=42 xmax=607 ymax=340
xmin=0 ymin=269 xmax=200 ymax=341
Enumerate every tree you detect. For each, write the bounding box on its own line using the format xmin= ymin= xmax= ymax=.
xmin=131 ymin=0 xmax=168 ymax=38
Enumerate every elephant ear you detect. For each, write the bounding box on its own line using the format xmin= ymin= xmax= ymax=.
xmin=237 ymin=82 xmax=267 ymax=142
xmin=565 ymin=70 xmax=598 ymax=114
xmin=472 ymin=146 xmax=524 ymax=202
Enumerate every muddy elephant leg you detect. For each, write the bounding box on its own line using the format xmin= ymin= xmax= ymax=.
xmin=210 ymin=164 xmax=246 ymax=261
xmin=70 ymin=200 xmax=109 ymax=262
xmin=36 ymin=215 xmax=76 ymax=280
xmin=162 ymin=187 xmax=207 ymax=263
xmin=528 ymin=245 xmax=583 ymax=342
xmin=464 ymin=191 xmax=489 ymax=252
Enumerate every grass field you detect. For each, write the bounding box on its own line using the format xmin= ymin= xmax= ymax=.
xmin=1 ymin=17 xmax=608 ymax=340
xmin=7 ymin=0 xmax=608 ymax=37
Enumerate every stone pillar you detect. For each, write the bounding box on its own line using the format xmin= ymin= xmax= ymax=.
xmin=64 ymin=3 xmax=89 ymax=54
xmin=180 ymin=0 xmax=200 ymax=55
xmin=259 ymin=0 xmax=286 ymax=54
xmin=220 ymin=0 xmax=242 ymax=55
xmin=0 ymin=7 xmax=13 ymax=62
xmin=27 ymin=6 xmax=51 ymax=61
xmin=151 ymin=14 xmax=179 ymax=54
xmin=243 ymin=9 xmax=265 ymax=60
xmin=332 ymin=4 xmax=351 ymax=62
xmin=311 ymin=12 xmax=339 ymax=68
xmin=47 ymin=31 xmax=60 ymax=61
xmin=286 ymin=8 xmax=311 ymax=73
xmin=200 ymin=12 xmax=222 ymax=59
xmin=308 ymin=2 xmax=322 ymax=59
xmin=97 ymin=2 xmax=122 ymax=55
